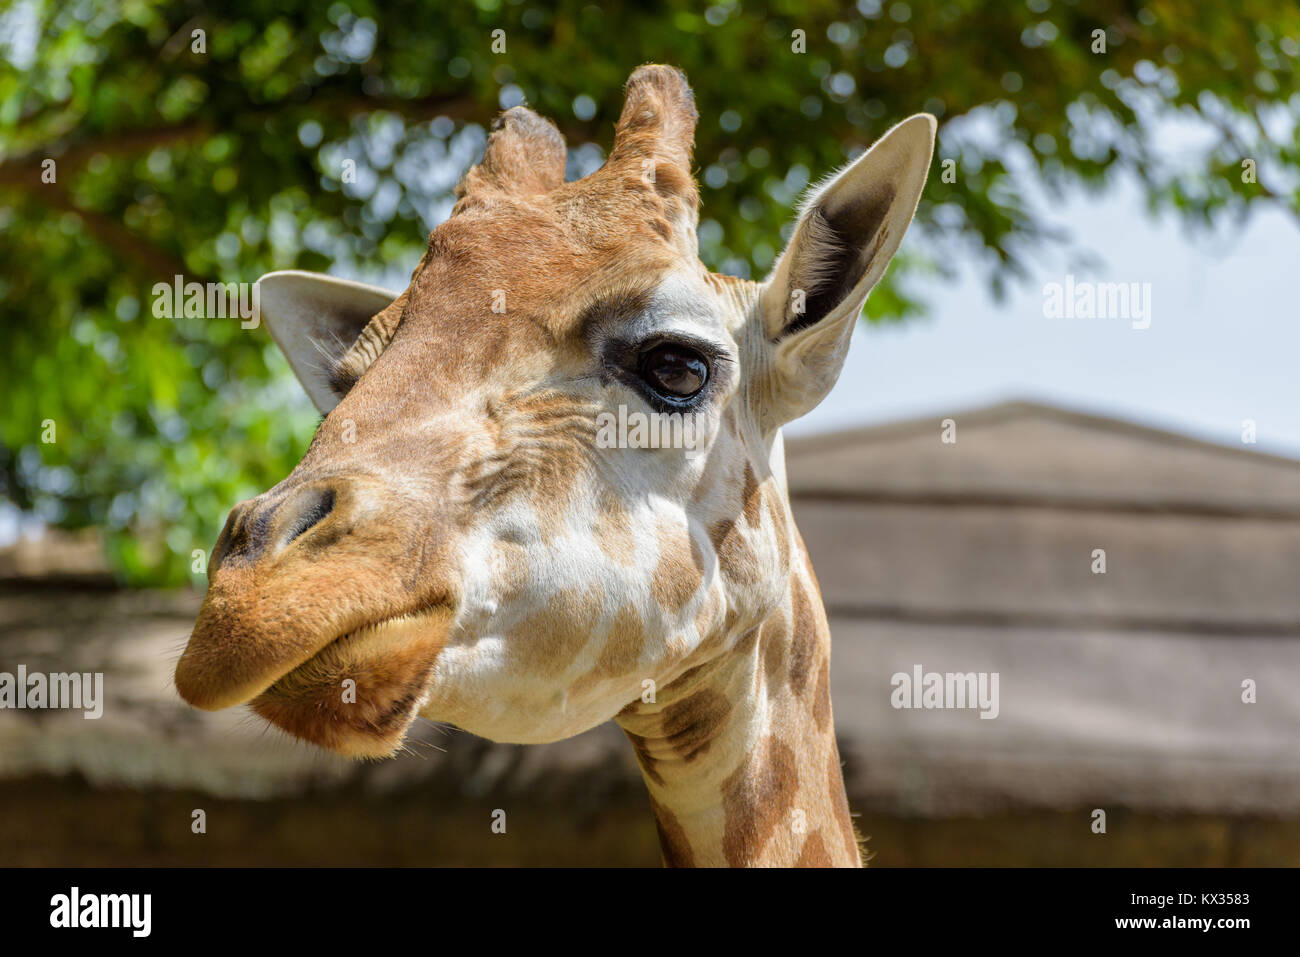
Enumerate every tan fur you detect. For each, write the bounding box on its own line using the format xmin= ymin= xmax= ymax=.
xmin=175 ymin=64 xmax=936 ymax=867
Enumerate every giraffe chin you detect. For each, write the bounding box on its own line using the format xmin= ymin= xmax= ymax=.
xmin=249 ymin=609 xmax=453 ymax=759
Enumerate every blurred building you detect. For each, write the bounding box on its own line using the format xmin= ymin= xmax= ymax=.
xmin=2 ymin=400 xmax=1299 ymax=865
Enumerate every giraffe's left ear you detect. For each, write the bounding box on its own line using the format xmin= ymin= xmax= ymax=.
xmin=758 ymin=114 xmax=935 ymax=427
xmin=256 ymin=270 xmax=401 ymax=414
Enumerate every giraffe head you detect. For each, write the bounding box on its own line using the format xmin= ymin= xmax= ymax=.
xmin=175 ymin=65 xmax=934 ymax=758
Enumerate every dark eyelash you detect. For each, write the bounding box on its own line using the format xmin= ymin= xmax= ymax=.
xmin=604 ymin=336 xmax=728 ymax=413
xmin=641 ymin=386 xmax=702 ymax=414
xmin=608 ymin=335 xmax=727 ymax=369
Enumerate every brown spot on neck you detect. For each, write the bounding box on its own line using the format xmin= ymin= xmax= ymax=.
xmin=594 ymin=489 xmax=637 ymax=567
xmin=764 ymin=492 xmax=791 ymax=579
xmin=651 ymin=519 xmax=705 ymax=613
xmin=787 ymin=576 xmax=817 ymax=696
xmin=758 ymin=609 xmax=789 ymax=691
xmin=813 ymin=657 xmax=831 ymax=731
xmin=741 ymin=464 xmax=762 ymax=526
xmin=649 ymin=797 xmax=695 ymax=867
xmin=709 ymin=515 xmax=761 ymax=588
xmin=796 ymin=830 xmax=831 ymax=867
xmin=570 ymin=603 xmax=645 ymax=696
xmin=506 ymin=584 xmax=598 ymax=678
xmin=721 ymin=733 xmax=798 ymax=866
xmin=625 ymin=730 xmax=665 ymax=787
xmin=660 ymin=688 xmax=733 ymax=763
xmin=618 ymin=530 xmax=855 ymax=867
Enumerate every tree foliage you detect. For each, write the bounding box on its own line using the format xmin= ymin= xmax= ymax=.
xmin=1 ymin=0 xmax=1296 ymax=584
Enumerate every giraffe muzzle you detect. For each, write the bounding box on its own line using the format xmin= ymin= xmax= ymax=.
xmin=174 ymin=472 xmax=458 ymax=755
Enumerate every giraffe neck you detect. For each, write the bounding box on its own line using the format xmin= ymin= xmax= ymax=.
xmin=616 ymin=552 xmax=860 ymax=867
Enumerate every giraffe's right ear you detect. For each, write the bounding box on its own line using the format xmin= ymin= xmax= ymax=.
xmin=256 ymin=270 xmax=401 ymax=414
xmin=757 ymin=114 xmax=935 ymax=428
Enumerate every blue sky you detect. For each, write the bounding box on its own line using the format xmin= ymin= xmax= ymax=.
xmin=788 ymin=177 xmax=1300 ymax=459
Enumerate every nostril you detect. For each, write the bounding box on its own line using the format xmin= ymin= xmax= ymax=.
xmin=209 ymin=505 xmax=242 ymax=572
xmin=281 ymin=487 xmax=336 ymax=550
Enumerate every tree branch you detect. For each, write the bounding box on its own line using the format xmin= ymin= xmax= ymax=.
xmin=0 ymin=90 xmax=596 ymax=188
xmin=39 ymin=183 xmax=195 ymax=282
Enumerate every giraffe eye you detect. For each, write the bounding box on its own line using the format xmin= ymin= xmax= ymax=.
xmin=638 ymin=344 xmax=709 ymax=399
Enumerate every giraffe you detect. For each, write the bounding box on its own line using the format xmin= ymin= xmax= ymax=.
xmin=174 ymin=65 xmax=934 ymax=867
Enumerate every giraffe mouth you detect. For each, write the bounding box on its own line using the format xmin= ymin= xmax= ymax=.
xmin=246 ymin=607 xmax=455 ymax=758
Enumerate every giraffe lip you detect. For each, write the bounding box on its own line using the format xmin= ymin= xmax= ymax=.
xmin=176 ymin=589 xmax=453 ymax=714
xmin=260 ymin=607 xmax=446 ymax=695
xmin=246 ymin=605 xmax=455 ymax=758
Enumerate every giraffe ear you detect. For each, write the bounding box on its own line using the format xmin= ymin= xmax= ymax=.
xmin=256 ymin=271 xmax=401 ymax=414
xmin=758 ymin=114 xmax=935 ymax=427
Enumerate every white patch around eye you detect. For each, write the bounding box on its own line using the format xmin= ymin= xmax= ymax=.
xmin=625 ymin=271 xmax=734 ymax=353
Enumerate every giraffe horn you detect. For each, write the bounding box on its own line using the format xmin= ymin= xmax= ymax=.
xmin=455 ymin=105 xmax=567 ymax=208
xmin=607 ymin=64 xmax=698 ymax=176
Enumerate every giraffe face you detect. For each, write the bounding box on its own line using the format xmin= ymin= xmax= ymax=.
xmin=396 ymin=262 xmax=764 ymax=747
xmin=174 ymin=65 xmax=936 ymax=757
